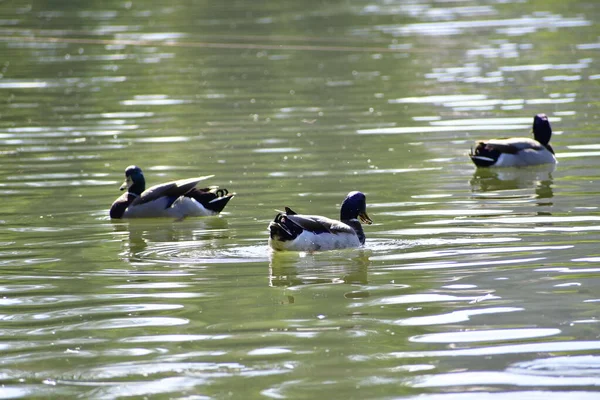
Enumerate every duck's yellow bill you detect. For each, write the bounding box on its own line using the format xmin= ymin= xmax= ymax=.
xmin=119 ymin=176 xmax=132 ymax=191
xmin=359 ymin=212 xmax=372 ymax=225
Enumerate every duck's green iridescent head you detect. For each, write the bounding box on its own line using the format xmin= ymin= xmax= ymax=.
xmin=533 ymin=113 xmax=552 ymax=145
xmin=341 ymin=191 xmax=372 ymax=225
xmin=120 ymin=165 xmax=146 ymax=194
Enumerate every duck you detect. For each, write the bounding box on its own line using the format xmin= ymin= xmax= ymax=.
xmin=469 ymin=114 xmax=557 ymax=168
xmin=268 ymin=191 xmax=373 ymax=252
xmin=110 ymin=165 xmax=234 ymax=219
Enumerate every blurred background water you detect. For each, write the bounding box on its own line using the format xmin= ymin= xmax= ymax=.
xmin=1 ymin=0 xmax=600 ymax=398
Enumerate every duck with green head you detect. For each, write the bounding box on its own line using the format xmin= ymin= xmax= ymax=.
xmin=268 ymin=191 xmax=373 ymax=252
xmin=110 ymin=165 xmax=234 ymax=219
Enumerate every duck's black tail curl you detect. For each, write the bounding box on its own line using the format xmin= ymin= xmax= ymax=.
xmin=469 ymin=142 xmax=500 ymax=167
xmin=269 ymin=213 xmax=302 ymax=241
xmin=186 ymin=188 xmax=235 ymax=213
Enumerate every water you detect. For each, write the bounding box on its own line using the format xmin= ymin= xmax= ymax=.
xmin=1 ymin=0 xmax=600 ymax=398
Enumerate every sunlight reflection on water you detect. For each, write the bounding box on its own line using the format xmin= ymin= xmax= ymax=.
xmin=1 ymin=0 xmax=600 ymax=398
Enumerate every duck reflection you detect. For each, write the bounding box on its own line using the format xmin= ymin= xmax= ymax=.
xmin=111 ymin=217 xmax=230 ymax=261
xmin=470 ymin=164 xmax=555 ymax=203
xmin=268 ymin=250 xmax=370 ymax=288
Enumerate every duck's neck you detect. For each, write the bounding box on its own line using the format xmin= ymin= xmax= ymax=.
xmin=534 ymin=126 xmax=552 ymax=148
xmin=543 ymin=143 xmax=555 ymax=155
xmin=343 ymin=218 xmax=365 ymax=244
xmin=128 ymin=180 xmax=145 ymax=196
xmin=340 ymin=202 xmax=359 ymax=222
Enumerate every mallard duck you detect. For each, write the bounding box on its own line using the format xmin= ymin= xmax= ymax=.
xmin=268 ymin=191 xmax=373 ymax=252
xmin=469 ymin=114 xmax=557 ymax=168
xmin=110 ymin=165 xmax=234 ymax=219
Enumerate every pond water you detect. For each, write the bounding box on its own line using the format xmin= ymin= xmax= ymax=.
xmin=1 ymin=0 xmax=600 ymax=398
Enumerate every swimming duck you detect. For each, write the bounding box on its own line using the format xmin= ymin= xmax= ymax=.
xmin=469 ymin=114 xmax=557 ymax=168
xmin=110 ymin=165 xmax=234 ymax=219
xmin=268 ymin=191 xmax=372 ymax=252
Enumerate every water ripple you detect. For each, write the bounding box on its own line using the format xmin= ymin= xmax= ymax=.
xmin=508 ymin=355 xmax=600 ymax=377
xmin=387 ymin=341 xmax=600 ymax=358
xmin=395 ymin=307 xmax=523 ymax=326
xmin=412 ymin=370 xmax=600 ymax=388
xmin=402 ymin=392 xmax=600 ymax=400
xmin=410 ymin=328 xmax=560 ymax=343
xmin=376 ymin=14 xmax=590 ymax=36
xmin=26 ymin=317 xmax=188 ymax=335
xmin=122 ymin=334 xmax=230 ymax=343
xmin=370 ymin=293 xmax=499 ymax=306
